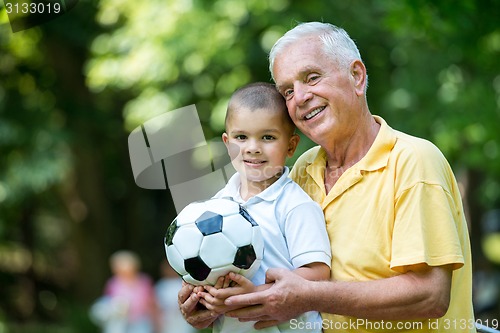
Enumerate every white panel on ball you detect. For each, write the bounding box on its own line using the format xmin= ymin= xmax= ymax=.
xmin=205 ymin=265 xmax=239 ymax=286
xmin=200 ymin=233 xmax=237 ymax=268
xmin=165 ymin=245 xmax=188 ymax=276
xmin=222 ymin=214 xmax=253 ymax=247
xmin=172 ymin=225 xmax=204 ymax=259
xmin=175 ymin=201 xmax=207 ymax=226
xmin=204 ymin=198 xmax=241 ymax=217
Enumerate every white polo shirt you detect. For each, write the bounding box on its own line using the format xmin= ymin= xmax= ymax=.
xmin=212 ymin=167 xmax=331 ymax=333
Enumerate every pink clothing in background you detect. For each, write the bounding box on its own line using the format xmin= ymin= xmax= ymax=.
xmin=104 ymin=273 xmax=155 ymax=322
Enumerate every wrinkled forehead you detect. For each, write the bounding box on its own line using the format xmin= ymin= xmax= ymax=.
xmin=273 ymin=38 xmax=331 ymax=84
xmin=272 ymin=35 xmax=325 ymax=71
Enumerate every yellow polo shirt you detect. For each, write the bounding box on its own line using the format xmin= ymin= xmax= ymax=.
xmin=290 ymin=116 xmax=475 ymax=332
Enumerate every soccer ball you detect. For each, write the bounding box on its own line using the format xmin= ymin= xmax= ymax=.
xmin=164 ymin=198 xmax=264 ymax=286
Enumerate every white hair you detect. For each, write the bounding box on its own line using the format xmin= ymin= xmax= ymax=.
xmin=269 ymin=22 xmax=364 ymax=81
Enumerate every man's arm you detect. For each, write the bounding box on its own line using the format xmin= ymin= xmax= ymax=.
xmin=225 ymin=264 xmax=452 ymax=329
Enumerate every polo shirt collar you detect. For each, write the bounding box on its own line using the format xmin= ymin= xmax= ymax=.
xmin=357 ymin=115 xmax=397 ymax=172
xmin=306 ymin=115 xmax=396 ymax=176
xmin=223 ymin=167 xmax=292 ymax=204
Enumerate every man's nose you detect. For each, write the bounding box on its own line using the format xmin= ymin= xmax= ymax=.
xmin=294 ymin=83 xmax=312 ymax=106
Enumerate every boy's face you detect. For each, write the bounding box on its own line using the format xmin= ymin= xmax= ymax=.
xmin=222 ymin=107 xmax=299 ymax=186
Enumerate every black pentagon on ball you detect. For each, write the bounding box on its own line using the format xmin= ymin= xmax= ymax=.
xmin=239 ymin=206 xmax=258 ymax=226
xmin=164 ymin=219 xmax=179 ymax=246
xmin=233 ymin=245 xmax=257 ymax=269
xmin=184 ymin=256 xmax=211 ymax=281
xmin=195 ymin=211 xmax=223 ymax=235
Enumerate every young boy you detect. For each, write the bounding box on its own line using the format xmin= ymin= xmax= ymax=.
xmin=196 ymin=82 xmax=331 ymax=333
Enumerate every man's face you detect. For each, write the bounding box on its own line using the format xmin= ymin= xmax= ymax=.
xmin=273 ymin=37 xmax=360 ymax=147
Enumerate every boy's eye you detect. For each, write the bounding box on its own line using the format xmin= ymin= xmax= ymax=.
xmin=262 ymin=135 xmax=275 ymax=141
xmin=235 ymin=134 xmax=247 ymax=140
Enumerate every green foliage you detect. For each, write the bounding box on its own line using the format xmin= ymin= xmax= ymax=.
xmin=378 ymin=0 xmax=500 ymax=207
xmin=0 ymin=28 xmax=71 ymax=205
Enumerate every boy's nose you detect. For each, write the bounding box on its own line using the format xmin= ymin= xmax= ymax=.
xmin=245 ymin=139 xmax=261 ymax=154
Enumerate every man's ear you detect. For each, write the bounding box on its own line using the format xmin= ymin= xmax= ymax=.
xmin=287 ymin=133 xmax=300 ymax=158
xmin=350 ymin=60 xmax=367 ymax=96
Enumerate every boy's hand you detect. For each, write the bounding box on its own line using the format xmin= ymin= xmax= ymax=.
xmin=197 ymin=272 xmax=257 ymax=314
xmin=178 ymin=281 xmax=218 ymax=329
xmin=209 ymin=272 xmax=257 ymax=296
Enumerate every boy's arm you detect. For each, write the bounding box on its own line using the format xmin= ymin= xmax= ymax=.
xmin=294 ymin=262 xmax=330 ymax=281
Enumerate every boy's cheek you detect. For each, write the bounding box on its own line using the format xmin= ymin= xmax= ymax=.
xmin=226 ymin=142 xmax=242 ymax=160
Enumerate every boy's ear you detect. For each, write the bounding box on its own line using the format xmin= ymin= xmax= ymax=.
xmin=222 ymin=132 xmax=229 ymax=146
xmin=287 ymin=133 xmax=300 ymax=158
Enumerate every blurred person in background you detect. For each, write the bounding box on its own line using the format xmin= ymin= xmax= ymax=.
xmin=90 ymin=250 xmax=158 ymax=333
xmin=155 ymin=261 xmax=197 ymax=333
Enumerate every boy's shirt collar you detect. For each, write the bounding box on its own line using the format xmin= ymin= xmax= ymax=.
xmin=221 ymin=166 xmax=291 ymax=204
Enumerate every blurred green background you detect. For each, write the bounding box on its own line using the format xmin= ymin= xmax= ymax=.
xmin=0 ymin=0 xmax=499 ymax=332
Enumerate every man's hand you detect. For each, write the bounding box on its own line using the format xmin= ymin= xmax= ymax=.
xmin=198 ymin=272 xmax=259 ymax=315
xmin=178 ymin=281 xmax=218 ymax=329
xmin=224 ymin=268 xmax=309 ymax=329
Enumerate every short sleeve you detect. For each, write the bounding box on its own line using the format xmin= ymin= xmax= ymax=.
xmin=284 ymin=201 xmax=332 ymax=269
xmin=391 ymin=182 xmax=464 ymax=273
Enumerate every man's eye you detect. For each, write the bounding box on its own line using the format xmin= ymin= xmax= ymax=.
xmin=283 ymin=89 xmax=294 ymax=99
xmin=307 ymin=74 xmax=320 ymax=83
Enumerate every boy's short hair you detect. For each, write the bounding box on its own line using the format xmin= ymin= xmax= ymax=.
xmin=225 ymin=82 xmax=295 ymax=134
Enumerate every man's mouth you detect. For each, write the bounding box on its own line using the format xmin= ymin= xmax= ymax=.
xmin=304 ymin=106 xmax=325 ymax=120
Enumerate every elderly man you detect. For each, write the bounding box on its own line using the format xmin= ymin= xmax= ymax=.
xmin=179 ymin=22 xmax=475 ymax=333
